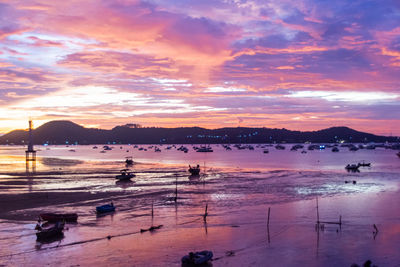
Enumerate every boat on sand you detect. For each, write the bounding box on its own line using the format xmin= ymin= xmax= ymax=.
xmin=40 ymin=213 xmax=78 ymax=222
xmin=96 ymin=203 xmax=115 ymax=214
xmin=182 ymin=250 xmax=213 ymax=265
xmin=36 ymin=221 xmax=64 ymax=241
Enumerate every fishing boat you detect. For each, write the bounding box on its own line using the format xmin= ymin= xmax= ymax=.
xmin=36 ymin=221 xmax=64 ymax=241
xmin=188 ymin=165 xmax=200 ymax=175
xmin=182 ymin=250 xmax=213 ymax=265
xmin=345 ymin=164 xmax=360 ymax=171
xmin=40 ymin=213 xmax=78 ymax=222
xmin=125 ymin=156 xmax=133 ymax=165
xmin=196 ymin=146 xmax=213 ymax=152
xmin=358 ymin=160 xmax=371 ymax=167
xmin=96 ymin=203 xmax=115 ymax=214
xmin=115 ymin=169 xmax=135 ymax=181
xmin=275 ymin=144 xmax=285 ymax=150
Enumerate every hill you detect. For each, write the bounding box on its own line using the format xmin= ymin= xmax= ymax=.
xmin=0 ymin=120 xmax=398 ymax=145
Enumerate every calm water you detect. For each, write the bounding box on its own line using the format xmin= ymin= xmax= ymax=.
xmin=0 ymin=144 xmax=399 ymax=266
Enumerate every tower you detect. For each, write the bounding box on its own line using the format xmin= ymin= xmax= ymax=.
xmin=25 ymin=119 xmax=37 ymax=162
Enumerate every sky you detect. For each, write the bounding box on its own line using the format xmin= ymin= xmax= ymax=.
xmin=0 ymin=0 xmax=399 ymax=136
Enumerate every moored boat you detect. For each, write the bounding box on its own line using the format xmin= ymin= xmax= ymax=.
xmin=188 ymin=165 xmax=200 ymax=175
xmin=40 ymin=213 xmax=78 ymax=222
xmin=358 ymin=160 xmax=371 ymax=167
xmin=345 ymin=164 xmax=360 ymax=171
xmin=125 ymin=156 xmax=133 ymax=165
xmin=182 ymin=250 xmax=213 ymax=265
xmin=116 ymin=169 xmax=135 ymax=180
xmin=96 ymin=203 xmax=115 ymax=214
xmin=196 ymin=146 xmax=213 ymax=152
xmin=331 ymin=147 xmax=339 ymax=152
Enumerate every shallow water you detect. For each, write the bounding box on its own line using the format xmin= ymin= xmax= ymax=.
xmin=0 ymin=144 xmax=399 ymax=266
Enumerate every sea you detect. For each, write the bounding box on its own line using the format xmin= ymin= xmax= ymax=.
xmin=0 ymin=144 xmax=399 ymax=266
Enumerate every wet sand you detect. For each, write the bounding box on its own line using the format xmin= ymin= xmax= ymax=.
xmin=0 ymin=145 xmax=399 ymax=266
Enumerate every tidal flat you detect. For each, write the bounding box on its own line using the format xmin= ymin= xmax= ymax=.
xmin=0 ymin=145 xmax=399 ymax=266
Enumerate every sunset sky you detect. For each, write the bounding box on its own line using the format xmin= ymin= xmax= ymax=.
xmin=0 ymin=0 xmax=399 ymax=135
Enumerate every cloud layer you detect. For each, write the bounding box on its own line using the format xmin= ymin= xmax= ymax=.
xmin=0 ymin=0 xmax=399 ymax=135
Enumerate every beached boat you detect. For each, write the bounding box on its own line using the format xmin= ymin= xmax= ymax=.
xmin=116 ymin=169 xmax=135 ymax=181
xmin=40 ymin=213 xmax=78 ymax=222
xmin=188 ymin=165 xmax=200 ymax=175
xmin=263 ymin=149 xmax=269 ymax=154
xmin=36 ymin=221 xmax=64 ymax=241
xmin=96 ymin=203 xmax=115 ymax=214
xmin=181 ymin=250 xmax=213 ymax=265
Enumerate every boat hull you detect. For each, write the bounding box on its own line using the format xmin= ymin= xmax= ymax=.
xmin=96 ymin=204 xmax=115 ymax=214
xmin=40 ymin=213 xmax=78 ymax=222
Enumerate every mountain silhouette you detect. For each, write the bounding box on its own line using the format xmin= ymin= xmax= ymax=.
xmin=0 ymin=120 xmax=397 ymax=145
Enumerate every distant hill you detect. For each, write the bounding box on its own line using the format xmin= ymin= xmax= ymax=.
xmin=0 ymin=120 xmax=398 ymax=145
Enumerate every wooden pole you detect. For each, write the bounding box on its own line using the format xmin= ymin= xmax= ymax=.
xmin=267 ymin=207 xmax=271 ymax=243
xmin=316 ymin=197 xmax=320 ymax=224
xmin=174 ymin=175 xmax=178 ymax=202
xmin=151 ymin=200 xmax=154 ymax=218
xmin=203 ymin=203 xmax=208 ymax=222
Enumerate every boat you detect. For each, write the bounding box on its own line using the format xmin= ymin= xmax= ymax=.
xmin=196 ymin=146 xmax=213 ymax=152
xmin=36 ymin=221 xmax=64 ymax=241
xmin=275 ymin=145 xmax=285 ymax=150
xmin=332 ymin=147 xmax=339 ymax=152
xmin=116 ymin=169 xmax=135 ymax=181
xmin=96 ymin=203 xmax=115 ymax=214
xmin=397 ymin=152 xmax=400 ymax=158
xmin=40 ymin=213 xmax=78 ymax=222
xmin=345 ymin=164 xmax=360 ymax=171
xmin=188 ymin=165 xmax=200 ymax=175
xmin=125 ymin=156 xmax=133 ymax=165
xmin=140 ymin=224 xmax=163 ymax=233
xmin=263 ymin=149 xmax=269 ymax=154
xmin=358 ymin=160 xmax=371 ymax=167
xmin=182 ymin=250 xmax=213 ymax=265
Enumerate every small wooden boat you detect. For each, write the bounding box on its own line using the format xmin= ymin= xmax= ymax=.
xmin=140 ymin=224 xmax=163 ymax=233
xmin=36 ymin=221 xmax=64 ymax=241
xmin=182 ymin=250 xmax=213 ymax=265
xmin=125 ymin=156 xmax=133 ymax=165
xmin=358 ymin=160 xmax=371 ymax=167
xmin=40 ymin=213 xmax=78 ymax=222
xmin=116 ymin=169 xmax=135 ymax=181
xmin=345 ymin=164 xmax=360 ymax=171
xmin=188 ymin=165 xmax=200 ymax=175
xmin=96 ymin=203 xmax=115 ymax=214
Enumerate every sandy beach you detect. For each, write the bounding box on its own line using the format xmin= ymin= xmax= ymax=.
xmin=0 ymin=145 xmax=399 ymax=266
